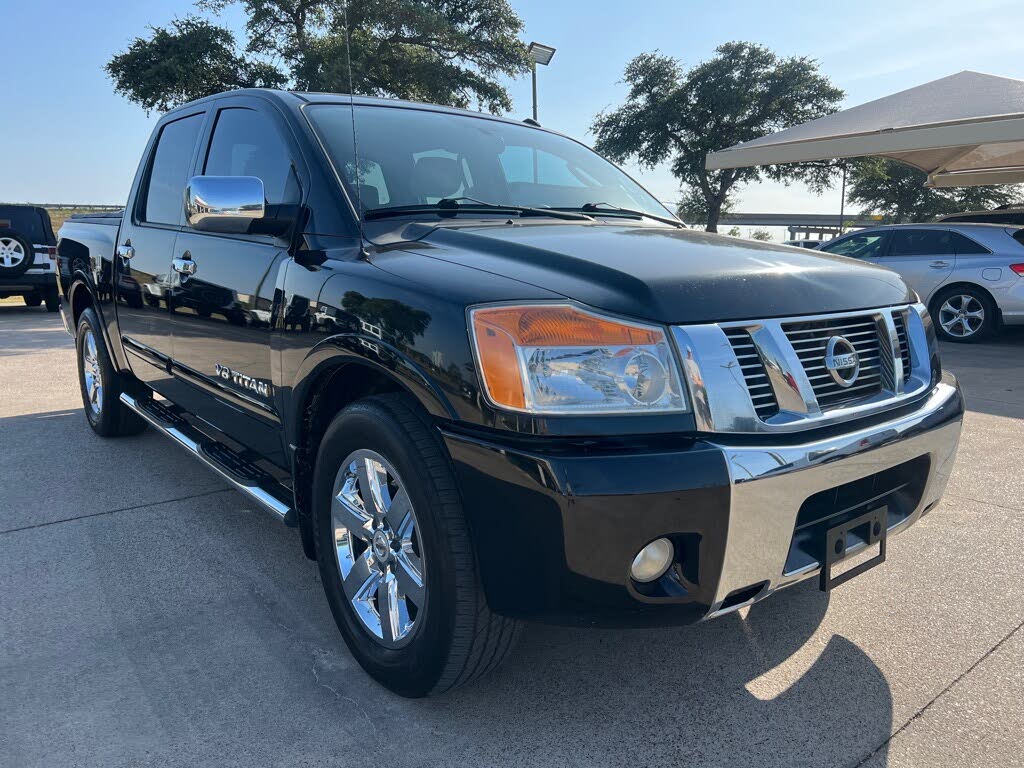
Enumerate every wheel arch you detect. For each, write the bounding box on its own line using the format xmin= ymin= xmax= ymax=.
xmin=287 ymin=338 xmax=457 ymax=560
xmin=928 ymin=280 xmax=1001 ymax=321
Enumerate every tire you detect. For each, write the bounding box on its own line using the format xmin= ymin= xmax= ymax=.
xmin=23 ymin=293 xmax=42 ymax=307
xmin=931 ymin=286 xmax=996 ymax=343
xmin=0 ymin=230 xmax=34 ymax=278
xmin=44 ymin=291 xmax=60 ymax=312
xmin=313 ymin=393 xmax=521 ymax=697
xmin=76 ymin=308 xmax=147 ymax=437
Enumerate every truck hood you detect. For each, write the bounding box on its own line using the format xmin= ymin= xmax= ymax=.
xmin=396 ymin=221 xmax=913 ymax=324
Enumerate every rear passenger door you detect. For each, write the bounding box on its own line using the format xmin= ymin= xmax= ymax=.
xmin=115 ymin=110 xmax=205 ymax=391
xmin=885 ymin=228 xmax=956 ymax=300
xmin=168 ymin=99 xmax=299 ymax=461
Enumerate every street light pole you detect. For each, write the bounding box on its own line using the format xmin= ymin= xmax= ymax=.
xmin=532 ymin=61 xmax=538 ymax=121
xmin=838 ymin=162 xmax=847 ymax=236
xmin=526 ymin=42 xmax=555 ymax=123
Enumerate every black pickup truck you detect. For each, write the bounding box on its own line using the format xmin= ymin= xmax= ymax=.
xmin=58 ymin=89 xmax=964 ymax=697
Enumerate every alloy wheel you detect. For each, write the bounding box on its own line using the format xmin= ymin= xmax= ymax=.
xmin=82 ymin=328 xmax=103 ymax=416
xmin=331 ymin=449 xmax=425 ymax=647
xmin=0 ymin=237 xmax=26 ymax=268
xmin=938 ymin=294 xmax=985 ymax=338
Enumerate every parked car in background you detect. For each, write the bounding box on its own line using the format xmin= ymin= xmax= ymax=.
xmin=0 ymin=204 xmax=59 ymax=310
xmin=819 ymin=223 xmax=1024 ymax=342
xmin=938 ymin=205 xmax=1024 ymax=226
xmin=783 ymin=239 xmax=823 ymax=249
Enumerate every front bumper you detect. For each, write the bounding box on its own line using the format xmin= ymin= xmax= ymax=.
xmin=443 ymin=377 xmax=964 ymax=626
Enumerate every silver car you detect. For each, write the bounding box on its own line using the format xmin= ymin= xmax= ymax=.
xmin=819 ymin=223 xmax=1024 ymax=342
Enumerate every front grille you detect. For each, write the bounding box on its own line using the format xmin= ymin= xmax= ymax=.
xmin=724 ymin=328 xmax=780 ymax=420
xmin=782 ymin=315 xmax=884 ymax=409
xmin=893 ymin=312 xmax=912 ymax=382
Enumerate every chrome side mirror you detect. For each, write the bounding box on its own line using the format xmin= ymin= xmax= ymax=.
xmin=185 ymin=176 xmax=265 ymax=234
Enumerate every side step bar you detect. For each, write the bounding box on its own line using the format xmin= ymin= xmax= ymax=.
xmin=120 ymin=392 xmax=296 ymax=526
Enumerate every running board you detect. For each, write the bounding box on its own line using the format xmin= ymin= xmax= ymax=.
xmin=119 ymin=392 xmax=296 ymax=526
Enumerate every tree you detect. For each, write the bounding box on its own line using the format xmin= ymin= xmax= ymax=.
xmin=676 ymin=185 xmax=735 ymax=226
xmin=107 ymin=0 xmax=530 ymax=115
xmin=847 ymin=157 xmax=1023 ymax=222
xmin=592 ymin=43 xmax=844 ymax=232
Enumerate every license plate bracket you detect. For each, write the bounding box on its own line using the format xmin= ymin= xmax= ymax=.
xmin=819 ymin=507 xmax=887 ymax=592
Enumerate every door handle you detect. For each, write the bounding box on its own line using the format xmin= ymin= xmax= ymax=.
xmin=172 ymin=256 xmax=197 ymax=276
xmin=929 ymin=260 xmax=950 ymax=269
xmin=117 ymin=244 xmax=135 ymax=260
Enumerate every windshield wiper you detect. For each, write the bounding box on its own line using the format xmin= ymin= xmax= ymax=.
xmin=364 ymin=197 xmax=593 ymax=222
xmin=559 ymin=202 xmax=684 ymax=228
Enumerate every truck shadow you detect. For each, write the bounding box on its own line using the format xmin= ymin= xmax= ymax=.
xmin=410 ymin=583 xmax=892 ymax=767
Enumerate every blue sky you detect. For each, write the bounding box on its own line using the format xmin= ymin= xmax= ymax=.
xmin=3 ymin=0 xmax=1024 ymax=219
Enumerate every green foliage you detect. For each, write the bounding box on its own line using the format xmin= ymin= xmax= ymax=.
xmin=847 ymin=158 xmax=1023 ymax=222
xmin=592 ymin=43 xmax=844 ymax=232
xmin=675 ymin=185 xmax=734 ymax=225
xmin=107 ymin=0 xmax=530 ymax=114
xmin=106 ymin=17 xmax=285 ymax=113
xmin=726 ymin=226 xmax=741 ymax=237
xmin=750 ymin=228 xmax=772 ymax=241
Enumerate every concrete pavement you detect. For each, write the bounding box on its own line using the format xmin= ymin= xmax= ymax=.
xmin=1 ymin=305 xmax=1021 ymax=767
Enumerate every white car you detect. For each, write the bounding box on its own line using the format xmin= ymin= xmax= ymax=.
xmin=819 ymin=223 xmax=1024 ymax=342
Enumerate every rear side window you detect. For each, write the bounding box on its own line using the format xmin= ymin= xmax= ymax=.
xmin=890 ymin=229 xmax=954 ymax=256
xmin=204 ymin=108 xmax=297 ymax=205
xmin=950 ymin=232 xmax=990 ymax=254
xmin=820 ymin=231 xmax=889 ymax=259
xmin=143 ymin=114 xmax=204 ymax=225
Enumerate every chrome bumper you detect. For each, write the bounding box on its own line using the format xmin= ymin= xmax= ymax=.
xmin=706 ymin=377 xmax=964 ymax=617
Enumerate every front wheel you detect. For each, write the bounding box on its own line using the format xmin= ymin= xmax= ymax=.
xmin=76 ymin=308 xmax=147 ymax=437
xmin=313 ymin=394 xmax=521 ymax=697
xmin=44 ymin=291 xmax=60 ymax=312
xmin=23 ymin=293 xmax=42 ymax=307
xmin=932 ymin=286 xmax=996 ymax=343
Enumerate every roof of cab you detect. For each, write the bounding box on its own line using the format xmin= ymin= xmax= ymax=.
xmin=162 ymin=88 xmax=535 ymax=129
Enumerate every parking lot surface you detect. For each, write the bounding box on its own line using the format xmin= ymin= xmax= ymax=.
xmin=1 ymin=306 xmax=1021 ymax=768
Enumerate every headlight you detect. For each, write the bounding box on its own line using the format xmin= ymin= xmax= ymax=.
xmin=470 ymin=303 xmax=688 ymax=414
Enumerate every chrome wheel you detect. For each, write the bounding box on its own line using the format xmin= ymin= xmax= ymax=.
xmin=82 ymin=328 xmax=103 ymax=416
xmin=0 ymin=237 xmax=26 ymax=268
xmin=939 ymin=294 xmax=985 ymax=338
xmin=332 ymin=449 xmax=425 ymax=648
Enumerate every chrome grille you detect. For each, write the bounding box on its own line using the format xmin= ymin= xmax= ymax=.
xmin=781 ymin=315 xmax=884 ymax=409
xmin=724 ymin=328 xmax=780 ymax=420
xmin=893 ymin=312 xmax=912 ymax=382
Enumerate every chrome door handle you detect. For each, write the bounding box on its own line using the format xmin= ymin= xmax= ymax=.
xmin=172 ymin=256 xmax=196 ymax=276
xmin=929 ymin=260 xmax=950 ymax=268
xmin=117 ymin=244 xmax=135 ymax=260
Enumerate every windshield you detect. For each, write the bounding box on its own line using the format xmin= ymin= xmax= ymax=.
xmin=305 ymin=104 xmax=671 ymax=220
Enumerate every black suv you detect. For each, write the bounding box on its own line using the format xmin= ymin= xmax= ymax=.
xmin=0 ymin=205 xmax=59 ymax=310
xmin=57 ymin=90 xmax=964 ymax=696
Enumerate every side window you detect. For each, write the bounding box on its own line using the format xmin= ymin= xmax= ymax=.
xmin=950 ymin=232 xmax=990 ymax=255
xmin=821 ymin=231 xmax=889 ymax=259
xmin=204 ymin=108 xmax=297 ymax=206
xmin=890 ymin=229 xmax=955 ymax=256
xmin=143 ymin=114 xmax=204 ymax=225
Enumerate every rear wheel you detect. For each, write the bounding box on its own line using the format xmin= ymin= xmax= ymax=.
xmin=76 ymin=308 xmax=147 ymax=437
xmin=932 ymin=286 xmax=995 ymax=343
xmin=313 ymin=394 xmax=521 ymax=697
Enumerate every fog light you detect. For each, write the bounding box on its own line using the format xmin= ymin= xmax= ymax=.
xmin=630 ymin=538 xmax=674 ymax=583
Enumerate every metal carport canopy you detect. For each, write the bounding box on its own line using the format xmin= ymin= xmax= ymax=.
xmin=705 ymin=71 xmax=1024 ymax=188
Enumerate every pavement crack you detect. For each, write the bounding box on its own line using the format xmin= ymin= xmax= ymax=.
xmin=0 ymin=487 xmax=231 ymax=536
xmin=311 ymin=650 xmax=379 ymax=737
xmin=944 ymin=492 xmax=1024 ymax=514
xmin=851 ymin=617 xmax=1024 ymax=767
